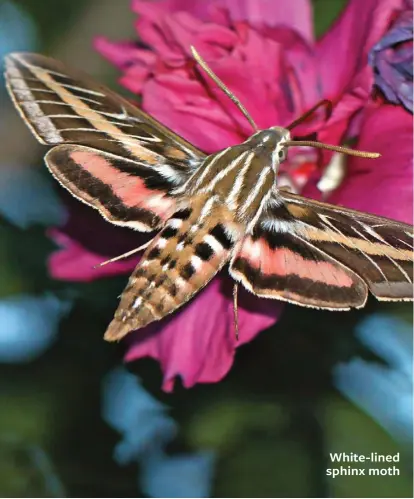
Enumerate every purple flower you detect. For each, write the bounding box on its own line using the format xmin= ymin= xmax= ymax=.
xmin=369 ymin=7 xmax=413 ymax=112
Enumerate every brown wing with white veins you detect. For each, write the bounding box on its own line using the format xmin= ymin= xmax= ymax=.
xmin=4 ymin=52 xmax=205 ymax=231
xmin=230 ymin=191 xmax=413 ymax=309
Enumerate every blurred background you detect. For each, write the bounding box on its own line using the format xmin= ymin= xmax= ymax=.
xmin=0 ymin=0 xmax=412 ymax=497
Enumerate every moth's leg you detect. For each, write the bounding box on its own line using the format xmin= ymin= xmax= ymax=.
xmin=233 ymin=282 xmax=239 ymax=341
xmin=94 ymin=240 xmax=153 ymax=268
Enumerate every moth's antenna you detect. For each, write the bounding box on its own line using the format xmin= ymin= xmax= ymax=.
xmin=285 ymin=101 xmax=380 ymax=158
xmin=191 ymin=46 xmax=258 ymax=132
xmin=286 ymin=99 xmax=332 ymax=130
xmin=283 ymin=140 xmax=380 ymax=159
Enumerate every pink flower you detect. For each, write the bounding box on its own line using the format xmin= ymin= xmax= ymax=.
xmin=303 ymin=101 xmax=413 ymax=225
xmin=49 ymin=0 xmax=412 ymax=391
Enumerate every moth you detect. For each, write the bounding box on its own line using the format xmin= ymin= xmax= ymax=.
xmin=4 ymin=48 xmax=413 ymax=342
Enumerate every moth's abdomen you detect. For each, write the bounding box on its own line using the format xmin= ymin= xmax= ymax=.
xmin=104 ymin=195 xmax=243 ymax=341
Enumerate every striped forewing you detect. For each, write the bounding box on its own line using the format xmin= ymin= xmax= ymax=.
xmin=5 ymin=53 xmax=202 ymax=160
xmin=231 ymin=191 xmax=413 ymax=309
xmin=5 ymin=52 xmax=206 ymax=231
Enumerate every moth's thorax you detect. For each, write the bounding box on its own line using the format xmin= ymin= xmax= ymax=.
xmin=183 ymin=127 xmax=291 ymax=223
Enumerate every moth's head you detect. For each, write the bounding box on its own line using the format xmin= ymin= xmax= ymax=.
xmin=244 ymin=127 xmax=291 ymax=174
xmin=269 ymin=126 xmax=291 ymax=165
xmin=250 ymin=127 xmax=291 ymax=172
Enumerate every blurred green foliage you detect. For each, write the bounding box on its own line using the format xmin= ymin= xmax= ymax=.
xmin=313 ymin=0 xmax=348 ymax=37
xmin=11 ymin=0 xmax=86 ymax=51
xmin=0 ymin=0 xmax=412 ymax=497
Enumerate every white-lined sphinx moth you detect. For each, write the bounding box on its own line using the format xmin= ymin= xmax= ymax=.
xmin=4 ymin=49 xmax=413 ymax=342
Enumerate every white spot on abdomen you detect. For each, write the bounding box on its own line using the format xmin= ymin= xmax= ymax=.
xmin=191 ymin=255 xmax=203 ymax=271
xmin=157 ymin=238 xmax=167 ymax=249
xmin=203 ymin=234 xmax=222 ymax=254
xmin=132 ymin=297 xmax=142 ymax=309
xmin=168 ymin=218 xmax=183 ymax=229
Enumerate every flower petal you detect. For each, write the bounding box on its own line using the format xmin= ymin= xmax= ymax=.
xmin=47 ymin=193 xmax=150 ymax=282
xmin=316 ymin=0 xmax=406 ymax=101
xmin=133 ymin=0 xmax=313 ymax=41
xmin=369 ymin=9 xmax=413 ymax=112
xmin=328 ymin=103 xmax=413 ymax=223
xmin=142 ymin=76 xmax=244 ymax=152
xmin=125 ymin=277 xmax=281 ymax=391
xmin=303 ymin=103 xmax=413 ymax=223
xmin=97 ymin=1 xmax=318 ymax=152
xmin=222 ymin=0 xmax=313 ymax=42
xmin=48 ymin=229 xmax=138 ymax=282
xmin=132 ymin=0 xmax=214 ymax=22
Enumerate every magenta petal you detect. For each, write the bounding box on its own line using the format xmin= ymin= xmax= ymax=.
xmin=133 ymin=0 xmax=313 ymax=41
xmin=142 ymin=77 xmax=243 ymax=152
xmin=95 ymin=37 xmax=155 ymax=94
xmin=132 ymin=0 xmax=214 ymax=22
xmin=327 ymin=104 xmax=413 ymax=223
xmin=125 ymin=277 xmax=281 ymax=391
xmin=198 ymin=52 xmax=281 ymax=131
xmin=316 ymin=0 xmax=406 ymax=100
xmin=94 ymin=37 xmax=146 ymax=68
xmin=225 ymin=0 xmax=313 ymax=42
xmin=48 ymin=230 xmax=138 ymax=282
xmin=313 ymin=68 xmax=376 ymax=164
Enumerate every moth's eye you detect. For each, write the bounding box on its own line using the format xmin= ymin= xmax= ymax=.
xmin=278 ymin=149 xmax=286 ymax=161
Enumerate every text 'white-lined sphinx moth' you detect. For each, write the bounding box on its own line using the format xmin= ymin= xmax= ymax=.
xmin=4 ymin=47 xmax=413 ymax=341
